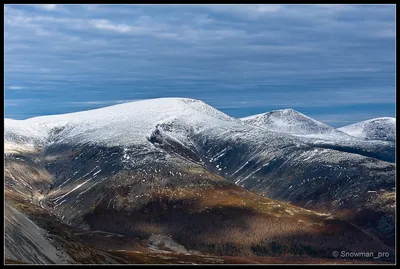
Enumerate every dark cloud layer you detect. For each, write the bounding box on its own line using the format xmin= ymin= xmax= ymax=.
xmin=4 ymin=4 xmax=395 ymax=127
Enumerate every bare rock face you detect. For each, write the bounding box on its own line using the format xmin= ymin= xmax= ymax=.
xmin=148 ymin=234 xmax=188 ymax=254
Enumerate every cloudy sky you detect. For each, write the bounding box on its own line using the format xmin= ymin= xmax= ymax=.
xmin=4 ymin=4 xmax=396 ymax=127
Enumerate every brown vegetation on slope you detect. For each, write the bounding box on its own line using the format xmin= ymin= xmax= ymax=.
xmin=82 ymin=181 xmax=393 ymax=260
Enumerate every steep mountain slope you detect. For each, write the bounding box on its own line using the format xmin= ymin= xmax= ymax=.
xmin=5 ymin=201 xmax=73 ymax=264
xmin=4 ymin=98 xmax=396 ymax=262
xmin=4 ymin=145 xmax=394 ymax=261
xmin=338 ymin=117 xmax=396 ymax=142
xmin=4 ymin=156 xmax=124 ymax=264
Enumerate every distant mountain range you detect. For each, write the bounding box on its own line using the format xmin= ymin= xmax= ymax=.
xmin=4 ymin=98 xmax=396 ymax=264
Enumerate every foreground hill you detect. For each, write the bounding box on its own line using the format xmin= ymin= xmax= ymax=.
xmin=4 ymin=147 xmax=394 ymax=263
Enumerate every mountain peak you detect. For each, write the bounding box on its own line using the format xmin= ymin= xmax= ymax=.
xmin=274 ymin=108 xmax=297 ymax=113
xmin=240 ymin=108 xmax=342 ymax=137
xmin=338 ymin=117 xmax=396 ymax=142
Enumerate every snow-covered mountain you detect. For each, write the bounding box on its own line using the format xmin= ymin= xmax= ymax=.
xmin=4 ymin=98 xmax=396 ymax=263
xmin=240 ymin=108 xmax=351 ymax=139
xmin=338 ymin=117 xmax=396 ymax=142
xmin=5 ymin=98 xmax=238 ymax=148
xmin=5 ymin=100 xmax=394 ymax=162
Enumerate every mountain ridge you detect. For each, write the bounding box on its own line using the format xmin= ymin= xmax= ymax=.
xmin=4 ymin=98 xmax=395 ymax=146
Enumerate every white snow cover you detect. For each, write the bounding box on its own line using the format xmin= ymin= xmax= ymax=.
xmin=4 ymin=118 xmax=50 ymax=147
xmin=4 ymin=98 xmax=239 ymax=147
xmin=5 ymin=98 xmax=393 ymax=151
xmin=338 ymin=117 xmax=396 ymax=142
xmin=240 ymin=109 xmax=352 ymax=140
